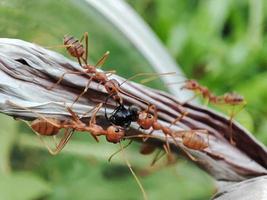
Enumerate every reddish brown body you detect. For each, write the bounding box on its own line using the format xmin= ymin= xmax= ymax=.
xmin=27 ymin=103 xmax=126 ymax=155
xmin=31 ymin=118 xmax=61 ymax=136
xmin=105 ymin=126 xmax=125 ymax=143
xmin=181 ymin=79 xmax=219 ymax=104
xmin=64 ymin=35 xmax=85 ymax=58
xmin=222 ymin=93 xmax=245 ymax=105
xmin=135 ymin=104 xmax=208 ymax=152
xmin=181 ymin=79 xmax=246 ymax=107
xmin=181 ymin=131 xmax=208 ymax=150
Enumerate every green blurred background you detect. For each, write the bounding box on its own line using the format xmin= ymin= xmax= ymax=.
xmin=0 ymin=0 xmax=266 ymax=199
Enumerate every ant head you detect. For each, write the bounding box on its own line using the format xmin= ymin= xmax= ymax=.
xmin=137 ymin=111 xmax=154 ymax=129
xmin=106 ymin=126 xmax=125 ymax=143
xmin=85 ymin=65 xmax=97 ymax=73
xmin=185 ymin=80 xmax=199 ymax=89
xmin=105 ymin=79 xmax=120 ymax=95
xmin=129 ymin=105 xmax=141 ymax=121
xmin=95 ymin=72 xmax=107 ymax=82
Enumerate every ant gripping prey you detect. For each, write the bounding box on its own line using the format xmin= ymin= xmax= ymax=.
xmin=126 ymin=128 xmax=209 ymax=163
xmin=132 ymin=104 xmax=205 ymax=161
xmin=8 ymin=100 xmax=148 ymax=200
xmin=8 ymin=101 xmax=126 ymax=155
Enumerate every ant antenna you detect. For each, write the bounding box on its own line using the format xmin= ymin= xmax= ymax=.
xmin=108 ymin=140 xmax=132 ymax=162
xmin=119 ymin=72 xmax=176 ymax=87
xmin=119 ymin=142 xmax=148 ymax=200
xmin=95 ymin=51 xmax=110 ymax=68
xmin=150 ymin=149 xmax=166 ymax=166
xmin=141 ymin=73 xmax=187 ymax=85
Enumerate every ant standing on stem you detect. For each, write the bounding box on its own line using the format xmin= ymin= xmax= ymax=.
xmin=49 ymin=32 xmax=176 ymax=107
xmin=9 ymin=101 xmax=148 ymax=200
xmin=8 ymin=101 xmax=125 ymax=155
xmin=48 ymin=32 xmax=115 ymax=105
xmin=179 ymin=79 xmax=246 ymax=144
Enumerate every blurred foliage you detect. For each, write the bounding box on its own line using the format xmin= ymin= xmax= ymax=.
xmin=0 ymin=0 xmax=266 ymax=199
xmin=129 ymin=0 xmax=267 ymax=137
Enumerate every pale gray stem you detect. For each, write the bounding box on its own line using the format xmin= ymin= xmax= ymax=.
xmin=0 ymin=38 xmax=266 ymax=184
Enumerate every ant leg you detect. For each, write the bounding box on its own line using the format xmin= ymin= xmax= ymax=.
xmin=29 ymin=123 xmax=74 ymax=156
xmin=66 ymin=107 xmax=81 ymax=122
xmin=142 ymin=129 xmax=154 ymax=142
xmin=120 ymin=72 xmax=176 ymax=86
xmin=165 ymin=134 xmax=171 ymax=155
xmin=71 ymin=76 xmax=94 ymax=106
xmin=48 ymin=71 xmax=84 ymax=90
xmin=169 ymin=111 xmax=188 ymax=128
xmin=108 ymin=140 xmax=132 ymax=162
xmin=180 ymin=145 xmax=198 ymax=161
xmin=49 ymin=129 xmax=75 ymax=155
xmin=150 ymin=149 xmax=165 ymax=166
xmin=203 ymin=98 xmax=210 ymax=107
xmin=80 ymin=32 xmax=88 ymax=65
xmin=163 ymin=144 xmax=175 ymax=164
xmin=119 ymin=142 xmax=148 ymax=200
xmin=228 ymin=105 xmax=236 ymax=145
xmin=89 ymin=103 xmax=103 ymax=125
xmin=228 ymin=103 xmax=246 ymax=145
xmin=66 ymin=106 xmax=99 ymax=142
xmin=168 ymin=131 xmax=198 ymax=161
xmin=95 ymin=51 xmax=110 ymax=68
xmin=23 ymin=120 xmax=48 ymax=142
xmin=74 ymin=48 xmax=83 ymax=67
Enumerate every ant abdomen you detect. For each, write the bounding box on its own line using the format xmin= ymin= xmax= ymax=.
xmin=182 ymin=132 xmax=208 ymax=150
xmin=63 ymin=35 xmax=84 ymax=58
xmin=31 ymin=118 xmax=60 ymax=136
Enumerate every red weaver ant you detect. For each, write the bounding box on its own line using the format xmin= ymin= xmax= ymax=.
xmin=9 ymin=101 xmax=148 ymax=200
xmin=133 ymin=104 xmax=203 ymax=160
xmin=8 ymin=101 xmax=125 ymax=155
xmin=126 ymin=128 xmax=209 ymax=162
xmin=48 ymin=32 xmax=115 ymax=105
xmin=49 ymin=32 xmax=176 ymax=108
xmin=180 ymin=79 xmax=246 ymax=105
xmin=177 ymin=79 xmax=246 ymax=144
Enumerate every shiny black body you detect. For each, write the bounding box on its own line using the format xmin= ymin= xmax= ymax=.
xmin=105 ymin=104 xmax=139 ymax=128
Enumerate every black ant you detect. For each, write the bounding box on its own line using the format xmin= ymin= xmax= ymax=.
xmin=104 ymin=94 xmax=140 ymax=128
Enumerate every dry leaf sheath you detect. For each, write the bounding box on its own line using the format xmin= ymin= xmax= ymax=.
xmin=0 ymin=38 xmax=266 ymax=182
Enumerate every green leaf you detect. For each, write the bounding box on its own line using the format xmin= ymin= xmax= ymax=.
xmin=0 ymin=172 xmax=50 ymax=200
xmin=0 ymin=114 xmax=18 ymax=174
